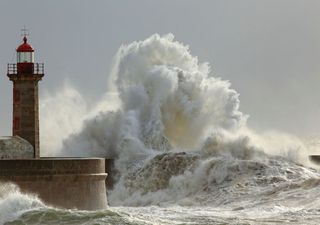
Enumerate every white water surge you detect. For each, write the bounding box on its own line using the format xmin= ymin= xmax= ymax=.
xmin=2 ymin=34 xmax=320 ymax=224
xmin=43 ymin=33 xmax=317 ymax=205
xmin=0 ymin=183 xmax=45 ymax=224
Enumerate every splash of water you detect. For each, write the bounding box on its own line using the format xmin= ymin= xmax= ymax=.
xmin=0 ymin=183 xmax=45 ymax=224
xmin=39 ymin=34 xmax=315 ymax=207
xmin=50 ymin=34 xmax=246 ymax=157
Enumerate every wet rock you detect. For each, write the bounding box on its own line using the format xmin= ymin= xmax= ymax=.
xmin=125 ymin=152 xmax=199 ymax=193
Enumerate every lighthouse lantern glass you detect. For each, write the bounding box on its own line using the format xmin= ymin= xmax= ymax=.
xmin=17 ymin=52 xmax=34 ymax=63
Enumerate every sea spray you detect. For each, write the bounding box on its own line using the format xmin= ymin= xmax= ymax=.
xmin=53 ymin=33 xmax=246 ymax=156
xmin=38 ymin=34 xmax=317 ymax=208
xmin=40 ymin=83 xmax=120 ymax=156
xmin=0 ymin=183 xmax=44 ymax=224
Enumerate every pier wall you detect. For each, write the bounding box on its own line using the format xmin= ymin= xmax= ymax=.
xmin=0 ymin=158 xmax=108 ymax=210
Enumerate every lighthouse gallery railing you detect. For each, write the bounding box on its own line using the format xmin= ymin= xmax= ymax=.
xmin=7 ymin=63 xmax=44 ymax=75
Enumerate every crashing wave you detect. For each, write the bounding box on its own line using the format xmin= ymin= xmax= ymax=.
xmin=37 ymin=34 xmax=316 ymax=207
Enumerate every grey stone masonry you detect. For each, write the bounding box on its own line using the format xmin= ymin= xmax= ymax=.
xmin=7 ymin=73 xmax=43 ymax=158
xmin=0 ymin=136 xmax=34 ymax=159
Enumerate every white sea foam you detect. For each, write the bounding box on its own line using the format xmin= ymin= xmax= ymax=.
xmin=36 ymin=34 xmax=320 ymax=211
xmin=48 ymin=34 xmax=246 ymax=157
xmin=0 ymin=183 xmax=44 ymax=225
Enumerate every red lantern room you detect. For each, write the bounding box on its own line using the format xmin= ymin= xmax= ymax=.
xmin=16 ymin=36 xmax=35 ymax=74
xmin=17 ymin=36 xmax=34 ymax=61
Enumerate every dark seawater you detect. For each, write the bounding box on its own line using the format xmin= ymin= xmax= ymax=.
xmin=5 ymin=205 xmax=320 ymax=225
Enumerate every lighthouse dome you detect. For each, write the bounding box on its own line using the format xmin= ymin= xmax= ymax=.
xmin=16 ymin=36 xmax=34 ymax=52
xmin=0 ymin=136 xmax=34 ymax=159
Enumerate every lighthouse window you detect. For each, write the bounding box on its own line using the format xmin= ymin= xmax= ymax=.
xmin=17 ymin=52 xmax=34 ymax=63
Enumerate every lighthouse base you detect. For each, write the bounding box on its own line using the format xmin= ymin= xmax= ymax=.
xmin=0 ymin=158 xmax=108 ymax=210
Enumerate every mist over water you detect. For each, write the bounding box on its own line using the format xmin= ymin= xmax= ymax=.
xmin=3 ymin=34 xmax=320 ymax=224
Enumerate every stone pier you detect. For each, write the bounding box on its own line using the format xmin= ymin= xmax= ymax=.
xmin=0 ymin=158 xmax=108 ymax=210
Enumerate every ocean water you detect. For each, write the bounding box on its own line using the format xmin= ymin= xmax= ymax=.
xmin=2 ymin=34 xmax=320 ymax=224
xmin=3 ymin=156 xmax=320 ymax=225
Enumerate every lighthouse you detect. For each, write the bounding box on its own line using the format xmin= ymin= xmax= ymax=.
xmin=7 ymin=34 xmax=44 ymax=158
xmin=0 ymin=32 xmax=110 ymax=210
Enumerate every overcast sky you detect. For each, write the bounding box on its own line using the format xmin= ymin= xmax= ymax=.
xmin=1 ymin=0 xmax=320 ymax=137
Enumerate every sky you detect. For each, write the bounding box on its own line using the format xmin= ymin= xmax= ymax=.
xmin=1 ymin=0 xmax=320 ymax=137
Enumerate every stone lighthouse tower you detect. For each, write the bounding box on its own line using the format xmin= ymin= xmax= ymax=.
xmin=7 ymin=34 xmax=44 ymax=158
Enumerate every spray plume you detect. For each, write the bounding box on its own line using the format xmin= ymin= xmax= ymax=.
xmin=39 ymin=34 xmax=313 ymax=206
